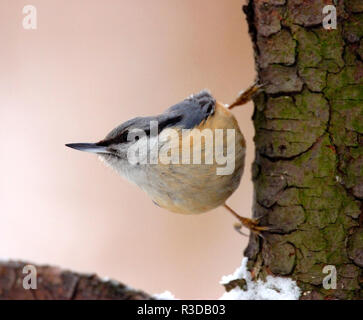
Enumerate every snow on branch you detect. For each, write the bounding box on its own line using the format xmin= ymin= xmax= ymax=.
xmin=219 ymin=258 xmax=301 ymax=300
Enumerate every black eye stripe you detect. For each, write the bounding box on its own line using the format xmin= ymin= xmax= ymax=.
xmin=121 ymin=131 xmax=129 ymax=141
xmin=97 ymin=130 xmax=129 ymax=146
xmin=97 ymin=115 xmax=183 ymax=146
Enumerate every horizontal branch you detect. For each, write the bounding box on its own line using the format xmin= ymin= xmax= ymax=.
xmin=0 ymin=260 xmax=152 ymax=300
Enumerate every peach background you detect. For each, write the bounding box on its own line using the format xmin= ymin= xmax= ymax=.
xmin=0 ymin=0 xmax=255 ymax=299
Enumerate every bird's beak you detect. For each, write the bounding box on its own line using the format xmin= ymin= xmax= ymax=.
xmin=65 ymin=143 xmax=109 ymax=154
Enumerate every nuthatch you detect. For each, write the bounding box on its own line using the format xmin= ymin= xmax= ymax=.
xmin=66 ymin=84 xmax=268 ymax=235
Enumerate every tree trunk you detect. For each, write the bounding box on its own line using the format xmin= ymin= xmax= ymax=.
xmin=243 ymin=0 xmax=363 ymax=299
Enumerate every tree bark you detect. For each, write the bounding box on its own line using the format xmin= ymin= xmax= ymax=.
xmin=0 ymin=260 xmax=152 ymax=300
xmin=242 ymin=0 xmax=363 ymax=299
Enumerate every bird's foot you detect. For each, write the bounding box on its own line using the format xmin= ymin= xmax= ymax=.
xmin=237 ymin=217 xmax=269 ymax=237
xmin=228 ymin=82 xmax=266 ymax=109
xmin=224 ymin=204 xmax=269 ymax=237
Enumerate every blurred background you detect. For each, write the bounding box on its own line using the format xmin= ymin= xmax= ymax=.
xmin=0 ymin=0 xmax=256 ymax=299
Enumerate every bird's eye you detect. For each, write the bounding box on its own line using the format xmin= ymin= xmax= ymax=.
xmin=135 ymin=136 xmax=139 ymax=141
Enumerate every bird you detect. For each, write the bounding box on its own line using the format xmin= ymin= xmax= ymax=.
xmin=66 ymin=83 xmax=268 ymax=235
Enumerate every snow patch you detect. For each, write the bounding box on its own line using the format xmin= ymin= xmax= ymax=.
xmin=153 ymin=290 xmax=177 ymax=300
xmin=219 ymin=257 xmax=301 ymax=300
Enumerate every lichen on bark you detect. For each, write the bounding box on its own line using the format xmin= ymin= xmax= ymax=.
xmin=243 ymin=0 xmax=363 ymax=299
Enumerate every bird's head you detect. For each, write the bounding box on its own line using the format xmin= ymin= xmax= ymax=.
xmin=66 ymin=90 xmax=216 ymax=180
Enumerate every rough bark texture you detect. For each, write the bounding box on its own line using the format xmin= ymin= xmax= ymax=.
xmin=241 ymin=0 xmax=363 ymax=300
xmin=0 ymin=260 xmax=152 ymax=300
